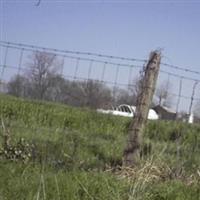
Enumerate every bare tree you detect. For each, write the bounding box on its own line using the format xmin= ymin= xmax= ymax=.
xmin=128 ymin=77 xmax=142 ymax=98
xmin=155 ymin=80 xmax=172 ymax=107
xmin=35 ymin=0 xmax=41 ymax=6
xmin=8 ymin=52 xmax=113 ymax=109
xmin=27 ymin=52 xmax=62 ymax=100
xmin=111 ymin=77 xmax=143 ymax=106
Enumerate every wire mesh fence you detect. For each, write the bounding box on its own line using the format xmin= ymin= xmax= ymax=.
xmin=0 ymin=44 xmax=200 ymax=172
xmin=0 ymin=41 xmax=200 ymax=121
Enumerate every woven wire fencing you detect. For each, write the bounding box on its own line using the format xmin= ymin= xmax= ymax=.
xmin=0 ymin=41 xmax=200 ymax=118
xmin=0 ymin=41 xmax=200 ymax=172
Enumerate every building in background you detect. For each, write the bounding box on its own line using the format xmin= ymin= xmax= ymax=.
xmin=152 ymin=105 xmax=176 ymax=121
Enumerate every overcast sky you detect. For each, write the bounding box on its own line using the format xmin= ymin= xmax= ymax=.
xmin=1 ymin=0 xmax=200 ymax=111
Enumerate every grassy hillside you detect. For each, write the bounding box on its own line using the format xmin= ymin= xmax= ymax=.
xmin=0 ymin=94 xmax=200 ymax=199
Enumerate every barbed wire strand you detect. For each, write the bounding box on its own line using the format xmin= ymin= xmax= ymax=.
xmin=0 ymin=43 xmax=143 ymax=69
xmin=1 ymin=41 xmax=200 ymax=76
xmin=0 ymin=40 xmax=146 ymax=63
xmin=161 ymin=62 xmax=200 ymax=76
xmin=1 ymin=43 xmax=199 ymax=83
xmin=160 ymin=69 xmax=200 ymax=82
xmin=1 ymin=43 xmax=200 ymax=116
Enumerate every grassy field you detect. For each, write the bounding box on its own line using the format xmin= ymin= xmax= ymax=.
xmin=0 ymin=94 xmax=200 ymax=200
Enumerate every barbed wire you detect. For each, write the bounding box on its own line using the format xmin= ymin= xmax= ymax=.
xmin=1 ymin=47 xmax=199 ymax=85
xmin=0 ymin=43 xmax=143 ymax=69
xmin=0 ymin=44 xmax=200 ymax=82
xmin=161 ymin=62 xmax=200 ymax=76
xmin=160 ymin=69 xmax=200 ymax=82
xmin=1 ymin=41 xmax=200 ymax=116
xmin=1 ymin=40 xmax=200 ymax=76
xmin=0 ymin=41 xmax=146 ymax=63
xmin=1 ymin=42 xmax=200 ymax=83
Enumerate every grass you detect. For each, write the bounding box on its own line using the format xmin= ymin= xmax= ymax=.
xmin=0 ymin=161 xmax=199 ymax=200
xmin=0 ymin=94 xmax=200 ymax=199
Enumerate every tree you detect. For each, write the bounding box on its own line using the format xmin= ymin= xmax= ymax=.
xmin=82 ymin=80 xmax=112 ymax=108
xmin=129 ymin=77 xmax=142 ymax=98
xmin=128 ymin=76 xmax=143 ymax=105
xmin=8 ymin=52 xmax=112 ymax=109
xmin=7 ymin=75 xmax=30 ymax=98
xmin=114 ymin=88 xmax=134 ymax=106
xmin=112 ymin=77 xmax=142 ymax=106
xmin=63 ymin=80 xmax=112 ymax=109
xmin=27 ymin=52 xmax=62 ymax=100
xmin=35 ymin=0 xmax=41 ymax=6
xmin=44 ymin=74 xmax=67 ymax=102
xmin=155 ymin=80 xmax=172 ymax=107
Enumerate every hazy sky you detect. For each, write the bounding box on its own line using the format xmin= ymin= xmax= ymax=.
xmin=1 ymin=0 xmax=200 ymax=65
xmin=1 ymin=0 xmax=200 ymax=110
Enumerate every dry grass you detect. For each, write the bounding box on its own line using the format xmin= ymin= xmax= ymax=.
xmin=105 ymin=157 xmax=200 ymax=186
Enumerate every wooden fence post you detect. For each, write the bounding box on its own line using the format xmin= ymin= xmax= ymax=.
xmin=123 ymin=51 xmax=161 ymax=167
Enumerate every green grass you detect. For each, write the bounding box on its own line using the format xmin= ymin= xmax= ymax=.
xmin=0 ymin=161 xmax=199 ymax=200
xmin=0 ymin=94 xmax=200 ymax=199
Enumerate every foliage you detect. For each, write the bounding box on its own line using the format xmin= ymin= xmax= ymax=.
xmin=6 ymin=52 xmax=138 ymax=108
xmin=0 ymin=161 xmax=199 ymax=200
xmin=0 ymin=138 xmax=34 ymax=163
xmin=0 ymin=94 xmax=200 ymax=199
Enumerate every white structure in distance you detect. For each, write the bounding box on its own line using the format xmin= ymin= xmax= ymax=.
xmin=97 ymin=104 xmax=159 ymax=120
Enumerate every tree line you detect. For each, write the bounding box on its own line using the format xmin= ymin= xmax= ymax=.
xmin=6 ymin=52 xmax=140 ymax=109
xmin=5 ymin=51 xmax=200 ymax=120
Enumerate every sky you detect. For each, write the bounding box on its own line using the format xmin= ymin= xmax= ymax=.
xmin=0 ymin=0 xmax=200 ymax=111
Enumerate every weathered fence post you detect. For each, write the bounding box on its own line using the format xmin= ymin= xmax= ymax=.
xmin=123 ymin=51 xmax=161 ymax=167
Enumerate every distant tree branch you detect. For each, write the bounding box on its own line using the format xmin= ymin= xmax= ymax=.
xmin=35 ymin=0 xmax=41 ymax=6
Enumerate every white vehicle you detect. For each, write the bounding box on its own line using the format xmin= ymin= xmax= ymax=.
xmin=97 ymin=104 xmax=159 ymax=120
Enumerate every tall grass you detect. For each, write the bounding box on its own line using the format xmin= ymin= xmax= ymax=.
xmin=0 ymin=94 xmax=200 ymax=199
